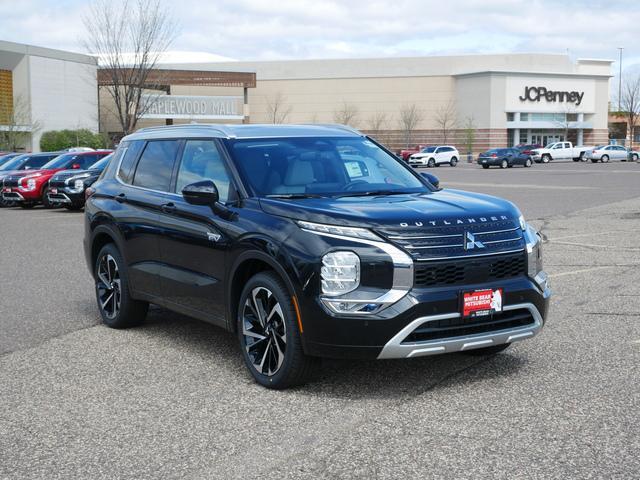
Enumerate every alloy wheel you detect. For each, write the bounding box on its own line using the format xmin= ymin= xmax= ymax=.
xmin=242 ymin=287 xmax=287 ymax=376
xmin=96 ymin=254 xmax=121 ymax=319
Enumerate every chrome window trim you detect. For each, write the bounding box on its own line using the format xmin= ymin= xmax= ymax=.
xmin=415 ymin=248 xmax=525 ymax=262
xmin=377 ymin=302 xmax=544 ymax=359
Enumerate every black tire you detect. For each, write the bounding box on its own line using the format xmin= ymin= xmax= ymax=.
xmin=449 ymin=156 xmax=458 ymax=167
xmin=541 ymin=154 xmax=551 ymax=163
xmin=427 ymin=158 xmax=435 ymax=168
xmin=524 ymin=158 xmax=532 ymax=168
xmin=482 ymin=164 xmax=490 ymax=169
xmin=94 ymin=243 xmax=148 ymax=329
xmin=591 ymin=158 xmax=598 ymax=163
xmin=601 ymin=155 xmax=609 ymax=163
xmin=42 ymin=187 xmax=54 ymax=209
xmin=461 ymin=343 xmax=511 ymax=356
xmin=237 ymin=271 xmax=318 ymax=389
xmin=20 ymin=203 xmax=35 ymax=209
xmin=500 ymin=159 xmax=508 ymax=169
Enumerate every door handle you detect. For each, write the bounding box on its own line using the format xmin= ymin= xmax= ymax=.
xmin=116 ymin=193 xmax=126 ymax=203
xmin=161 ymin=202 xmax=176 ymax=214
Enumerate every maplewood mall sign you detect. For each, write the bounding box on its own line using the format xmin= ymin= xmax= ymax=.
xmin=141 ymin=95 xmax=244 ymax=120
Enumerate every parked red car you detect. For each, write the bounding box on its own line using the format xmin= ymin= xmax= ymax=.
xmin=398 ymin=144 xmax=430 ymax=161
xmin=2 ymin=150 xmax=112 ymax=208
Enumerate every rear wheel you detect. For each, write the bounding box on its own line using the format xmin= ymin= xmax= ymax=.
xmin=94 ymin=243 xmax=148 ymax=329
xmin=449 ymin=156 xmax=458 ymax=167
xmin=601 ymin=155 xmax=609 ymax=163
xmin=541 ymin=154 xmax=551 ymax=163
xmin=427 ymin=158 xmax=435 ymax=168
xmin=462 ymin=343 xmax=511 ymax=356
xmin=524 ymin=158 xmax=532 ymax=168
xmin=482 ymin=164 xmax=490 ymax=169
xmin=632 ymin=153 xmax=639 ymax=162
xmin=500 ymin=159 xmax=508 ymax=169
xmin=238 ymin=272 xmax=318 ymax=389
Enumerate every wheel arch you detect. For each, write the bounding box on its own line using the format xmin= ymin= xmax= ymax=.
xmin=90 ymin=223 xmax=126 ymax=277
xmin=227 ymin=250 xmax=299 ymax=333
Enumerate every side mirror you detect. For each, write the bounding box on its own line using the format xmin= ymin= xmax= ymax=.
xmin=420 ymin=172 xmax=440 ymax=189
xmin=72 ymin=163 xmax=81 ymax=169
xmin=182 ymin=180 xmax=219 ymax=206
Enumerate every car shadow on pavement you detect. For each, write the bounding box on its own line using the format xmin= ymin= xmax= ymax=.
xmin=139 ymin=306 xmax=527 ymax=399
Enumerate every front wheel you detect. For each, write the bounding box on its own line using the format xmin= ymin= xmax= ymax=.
xmin=42 ymin=187 xmax=55 ymax=209
xmin=20 ymin=203 xmax=35 ymax=209
xmin=461 ymin=343 xmax=511 ymax=356
xmin=238 ymin=272 xmax=318 ymax=389
xmin=427 ymin=158 xmax=435 ymax=168
xmin=601 ymin=155 xmax=609 ymax=163
xmin=541 ymin=154 xmax=551 ymax=163
xmin=632 ymin=154 xmax=639 ymax=162
xmin=449 ymin=156 xmax=458 ymax=167
xmin=482 ymin=164 xmax=490 ymax=169
xmin=94 ymin=244 xmax=148 ymax=328
xmin=500 ymin=159 xmax=508 ymax=169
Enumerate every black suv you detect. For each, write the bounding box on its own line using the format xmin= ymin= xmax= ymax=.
xmin=84 ymin=125 xmax=550 ymax=389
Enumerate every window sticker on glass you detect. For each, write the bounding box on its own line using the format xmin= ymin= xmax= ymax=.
xmin=345 ymin=161 xmax=365 ymax=178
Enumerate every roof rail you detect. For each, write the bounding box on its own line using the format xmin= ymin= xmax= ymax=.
xmin=310 ymin=124 xmax=364 ymax=135
xmin=133 ymin=123 xmax=236 ymax=138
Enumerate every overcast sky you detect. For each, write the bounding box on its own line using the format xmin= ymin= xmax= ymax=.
xmin=1 ymin=0 xmax=639 ymax=74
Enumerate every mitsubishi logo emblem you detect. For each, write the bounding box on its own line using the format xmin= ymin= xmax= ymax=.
xmin=464 ymin=231 xmax=485 ymax=250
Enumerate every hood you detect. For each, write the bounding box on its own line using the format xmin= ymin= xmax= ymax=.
xmin=259 ymin=189 xmax=521 ymax=229
xmin=51 ymin=168 xmax=100 ymax=180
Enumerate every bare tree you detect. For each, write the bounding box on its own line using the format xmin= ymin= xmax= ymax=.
xmin=462 ymin=115 xmax=476 ymax=157
xmin=619 ymin=74 xmax=640 ymax=149
xmin=398 ymin=104 xmax=422 ymax=147
xmin=435 ymin=101 xmax=457 ymax=144
xmin=83 ymin=0 xmax=178 ymax=135
xmin=265 ymin=92 xmax=292 ymax=124
xmin=366 ymin=111 xmax=389 ymax=144
xmin=0 ymin=95 xmax=40 ymax=151
xmin=333 ymin=101 xmax=359 ymax=127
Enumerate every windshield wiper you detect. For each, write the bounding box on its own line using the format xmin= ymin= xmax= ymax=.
xmin=265 ymin=193 xmax=327 ymax=199
xmin=336 ymin=190 xmax=416 ymax=198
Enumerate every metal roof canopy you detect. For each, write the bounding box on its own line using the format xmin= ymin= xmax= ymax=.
xmin=98 ymin=68 xmax=256 ymax=89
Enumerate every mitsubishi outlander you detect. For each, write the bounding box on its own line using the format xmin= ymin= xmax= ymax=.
xmin=83 ymin=124 xmax=550 ymax=389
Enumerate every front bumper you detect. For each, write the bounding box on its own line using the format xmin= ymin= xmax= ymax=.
xmin=408 ymin=157 xmax=426 ymax=165
xmin=299 ymin=274 xmax=550 ymax=359
xmin=2 ymin=191 xmax=25 ymax=202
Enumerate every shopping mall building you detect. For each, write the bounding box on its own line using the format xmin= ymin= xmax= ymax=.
xmin=0 ymin=40 xmax=98 ymax=152
xmin=100 ymin=53 xmax=613 ymax=152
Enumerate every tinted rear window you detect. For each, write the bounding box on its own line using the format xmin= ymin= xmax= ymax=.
xmin=132 ymin=140 xmax=180 ymax=191
xmin=118 ymin=141 xmax=145 ymax=184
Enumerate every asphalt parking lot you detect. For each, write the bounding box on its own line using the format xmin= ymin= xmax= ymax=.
xmin=1 ymin=161 xmax=639 ymax=479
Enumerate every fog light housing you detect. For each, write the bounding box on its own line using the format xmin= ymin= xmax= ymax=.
xmin=321 ymin=251 xmax=360 ymax=296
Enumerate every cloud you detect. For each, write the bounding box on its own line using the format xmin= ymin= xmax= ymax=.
xmin=0 ymin=0 xmax=638 ymax=74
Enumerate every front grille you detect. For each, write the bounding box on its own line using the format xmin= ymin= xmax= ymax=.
xmin=3 ymin=177 xmax=19 ymax=188
xmin=378 ymin=219 xmax=525 ymax=260
xmin=48 ymin=179 xmax=66 ymax=188
xmin=402 ymin=309 xmax=535 ymax=343
xmin=413 ymin=252 xmax=526 ymax=288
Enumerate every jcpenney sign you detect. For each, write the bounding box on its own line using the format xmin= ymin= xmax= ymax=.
xmin=519 ymin=86 xmax=585 ymax=106
xmin=141 ymin=95 xmax=244 ymax=119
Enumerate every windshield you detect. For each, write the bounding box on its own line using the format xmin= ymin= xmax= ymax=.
xmin=88 ymin=154 xmax=112 ymax=171
xmin=0 ymin=153 xmax=18 ymax=166
xmin=40 ymin=153 xmax=79 ymax=170
xmin=420 ymin=146 xmax=437 ymax=153
xmin=0 ymin=154 xmax=28 ymax=171
xmin=229 ymin=137 xmax=428 ymax=197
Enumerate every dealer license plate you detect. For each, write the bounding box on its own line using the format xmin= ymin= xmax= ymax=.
xmin=462 ymin=288 xmax=503 ymax=318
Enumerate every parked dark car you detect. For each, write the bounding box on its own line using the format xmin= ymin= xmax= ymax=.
xmin=84 ymin=124 xmax=549 ymax=389
xmin=47 ymin=153 xmax=113 ymax=210
xmin=0 ymin=152 xmax=61 ymax=207
xmin=478 ymin=148 xmax=532 ymax=169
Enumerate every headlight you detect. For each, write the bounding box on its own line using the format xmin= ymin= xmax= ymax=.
xmin=74 ymin=179 xmax=85 ymax=190
xmin=321 ymin=251 xmax=360 ymax=296
xmin=19 ymin=174 xmax=40 ymax=191
xmin=518 ymin=214 xmax=526 ymax=231
xmin=297 ymin=220 xmax=380 ymax=241
xmin=524 ymin=225 xmax=548 ymax=291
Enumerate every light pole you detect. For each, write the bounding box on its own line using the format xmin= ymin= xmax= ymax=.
xmin=618 ymin=47 xmax=623 ymax=112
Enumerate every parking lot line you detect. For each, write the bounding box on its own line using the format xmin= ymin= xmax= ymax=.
xmin=445 ymin=182 xmax=596 ymax=190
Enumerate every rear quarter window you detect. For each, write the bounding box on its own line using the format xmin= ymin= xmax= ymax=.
xmin=117 ymin=140 xmax=145 ymax=184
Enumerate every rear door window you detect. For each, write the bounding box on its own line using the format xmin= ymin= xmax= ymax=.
xmin=133 ymin=140 xmax=180 ymax=192
xmin=118 ymin=140 xmax=145 ymax=184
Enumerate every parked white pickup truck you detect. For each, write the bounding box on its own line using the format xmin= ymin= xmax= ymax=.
xmin=530 ymin=142 xmax=594 ymax=163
